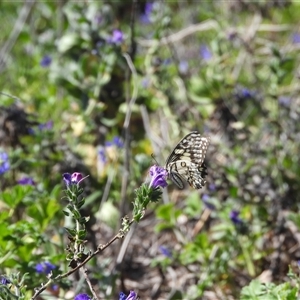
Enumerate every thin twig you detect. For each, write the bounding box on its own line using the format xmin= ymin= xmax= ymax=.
xmin=82 ymin=266 xmax=99 ymax=300
xmin=31 ymin=221 xmax=134 ymax=300
xmin=0 ymin=0 xmax=35 ymax=72
xmin=137 ymin=20 xmax=219 ymax=47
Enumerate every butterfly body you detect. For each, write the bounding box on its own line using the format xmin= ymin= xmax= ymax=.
xmin=164 ymin=131 xmax=210 ymax=189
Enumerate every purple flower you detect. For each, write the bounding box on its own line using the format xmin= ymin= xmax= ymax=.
xmin=74 ymin=294 xmax=91 ymax=300
xmin=105 ymin=136 xmax=123 ymax=148
xmin=163 ymin=58 xmax=172 ymax=65
xmin=107 ymin=29 xmax=124 ymax=45
xmin=292 ymin=33 xmax=300 ymax=44
xmin=119 ymin=291 xmax=138 ymax=300
xmin=0 ymin=151 xmax=10 ymax=175
xmin=63 ymin=172 xmax=84 ymax=186
xmin=35 ymin=261 xmax=56 ymax=275
xmin=17 ymin=177 xmax=35 ymax=186
xmin=149 ymin=165 xmax=168 ymax=189
xmin=141 ymin=77 xmax=150 ymax=88
xmin=229 ymin=210 xmax=243 ymax=225
xmin=112 ymin=136 xmax=123 ymax=148
xmin=0 ymin=277 xmax=10 ymax=285
xmin=159 ymin=246 xmax=172 ymax=258
xmin=240 ymin=88 xmax=254 ymax=99
xmin=278 ymin=96 xmax=291 ymax=107
xmin=40 ymin=55 xmax=52 ymax=67
xmin=200 ymin=44 xmax=212 ymax=61
xmin=140 ymin=2 xmax=153 ymax=23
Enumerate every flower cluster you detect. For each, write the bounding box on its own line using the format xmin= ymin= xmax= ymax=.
xmin=63 ymin=172 xmax=84 ymax=186
xmin=149 ymin=165 xmax=168 ymax=189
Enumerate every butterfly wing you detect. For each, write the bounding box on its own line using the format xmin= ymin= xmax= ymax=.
xmin=165 ymin=132 xmax=210 ymax=189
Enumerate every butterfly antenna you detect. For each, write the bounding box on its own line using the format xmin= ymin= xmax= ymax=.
xmin=151 ymin=153 xmax=159 ymax=165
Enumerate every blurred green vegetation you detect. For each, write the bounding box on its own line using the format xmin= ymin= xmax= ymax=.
xmin=1 ymin=1 xmax=300 ymax=299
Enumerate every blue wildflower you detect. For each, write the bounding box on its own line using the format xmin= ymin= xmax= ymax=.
xmin=74 ymin=294 xmax=91 ymax=300
xmin=63 ymin=172 xmax=84 ymax=186
xmin=108 ymin=29 xmax=124 ymax=45
xmin=229 ymin=210 xmax=243 ymax=225
xmin=119 ymin=292 xmax=127 ymax=300
xmin=105 ymin=136 xmax=123 ymax=148
xmin=38 ymin=121 xmax=53 ymax=131
xmin=200 ymin=44 xmax=212 ymax=61
xmin=40 ymin=55 xmax=52 ymax=67
xmin=179 ymin=60 xmax=189 ymax=74
xmin=119 ymin=291 xmax=138 ymax=300
xmin=112 ymin=136 xmax=123 ymax=148
xmin=159 ymin=246 xmax=172 ymax=258
xmin=278 ymin=96 xmax=291 ymax=107
xmin=163 ymin=58 xmax=172 ymax=65
xmin=35 ymin=261 xmax=56 ymax=275
xmin=208 ymin=183 xmax=216 ymax=191
xmin=0 ymin=151 xmax=10 ymax=175
xmin=17 ymin=177 xmax=35 ymax=186
xmin=202 ymin=194 xmax=215 ymax=210
xmin=292 ymin=33 xmax=300 ymax=44
xmin=141 ymin=77 xmax=150 ymax=88
xmin=149 ymin=165 xmax=168 ymax=189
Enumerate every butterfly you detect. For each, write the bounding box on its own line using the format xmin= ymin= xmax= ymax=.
xmin=164 ymin=131 xmax=210 ymax=189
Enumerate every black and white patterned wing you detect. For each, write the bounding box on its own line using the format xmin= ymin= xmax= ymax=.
xmin=164 ymin=132 xmax=210 ymax=189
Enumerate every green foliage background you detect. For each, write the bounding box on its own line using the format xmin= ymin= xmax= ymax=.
xmin=1 ymin=1 xmax=300 ymax=299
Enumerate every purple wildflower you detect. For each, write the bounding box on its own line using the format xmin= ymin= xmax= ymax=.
xmin=40 ymin=55 xmax=52 ymax=67
xmin=74 ymin=294 xmax=91 ymax=300
xmin=63 ymin=172 xmax=84 ymax=186
xmin=149 ymin=165 xmax=168 ymax=189
xmin=159 ymin=246 xmax=172 ymax=258
xmin=35 ymin=261 xmax=56 ymax=275
xmin=98 ymin=147 xmax=106 ymax=163
xmin=0 ymin=151 xmax=10 ymax=175
xmin=229 ymin=210 xmax=243 ymax=225
xmin=200 ymin=44 xmax=212 ymax=61
xmin=108 ymin=29 xmax=124 ymax=45
xmin=0 ymin=277 xmax=10 ymax=285
xmin=17 ymin=177 xmax=35 ymax=186
xmin=140 ymin=2 xmax=153 ymax=23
